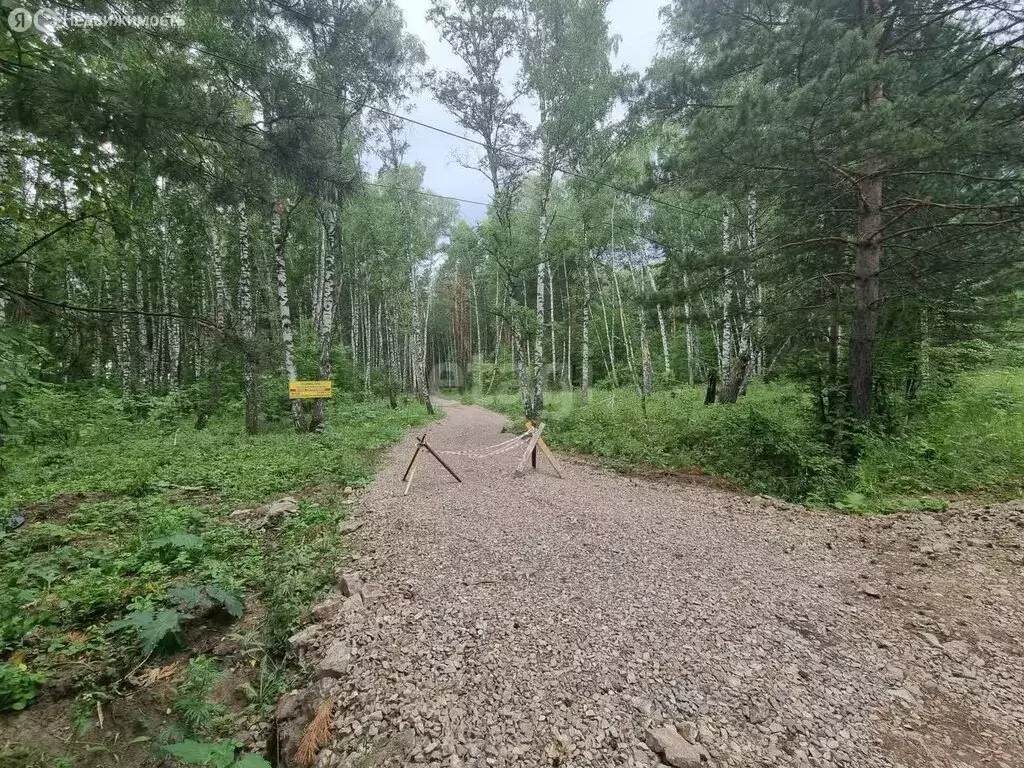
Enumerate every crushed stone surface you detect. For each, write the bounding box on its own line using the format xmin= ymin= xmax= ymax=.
xmin=304 ymin=401 xmax=1024 ymax=768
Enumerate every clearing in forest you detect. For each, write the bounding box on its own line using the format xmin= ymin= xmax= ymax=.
xmin=291 ymin=401 xmax=1024 ymax=768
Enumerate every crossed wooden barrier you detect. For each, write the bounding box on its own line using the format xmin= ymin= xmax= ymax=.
xmin=401 ymin=420 xmax=562 ymax=496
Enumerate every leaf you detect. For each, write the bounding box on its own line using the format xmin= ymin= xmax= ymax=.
xmin=150 ymin=532 xmax=204 ymax=551
xmin=111 ymin=608 xmax=187 ymax=654
xmin=206 ymin=586 xmax=245 ymax=618
xmin=141 ymin=609 xmax=187 ymax=654
xmin=162 ymin=739 xmax=236 ymax=767
xmin=168 ymin=584 xmax=212 ymax=610
xmin=233 ymin=754 xmax=273 ymax=768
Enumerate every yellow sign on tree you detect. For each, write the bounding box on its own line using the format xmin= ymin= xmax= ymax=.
xmin=289 ymin=380 xmax=333 ymax=399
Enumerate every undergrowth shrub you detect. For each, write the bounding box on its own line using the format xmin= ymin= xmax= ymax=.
xmin=471 ymin=367 xmax=1024 ymax=510
xmin=539 ymin=385 xmax=846 ymax=502
xmin=0 ymin=388 xmax=433 ymax=738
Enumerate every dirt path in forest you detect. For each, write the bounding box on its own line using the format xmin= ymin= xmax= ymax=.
xmin=297 ymin=401 xmax=1024 ymax=768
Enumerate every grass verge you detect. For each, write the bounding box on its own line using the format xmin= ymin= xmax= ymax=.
xmin=464 ymin=368 xmax=1024 ymax=512
xmin=0 ymin=389 xmax=432 ymax=767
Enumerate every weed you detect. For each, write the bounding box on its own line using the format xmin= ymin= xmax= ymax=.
xmin=162 ymin=739 xmax=270 ymax=767
xmin=468 ymin=368 xmax=1024 ymax=511
xmin=0 ymin=660 xmax=44 ymax=712
xmin=0 ymin=388 xmax=433 ymax=764
xmin=173 ymin=656 xmax=228 ymax=736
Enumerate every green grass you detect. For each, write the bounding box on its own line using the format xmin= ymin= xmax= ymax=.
xmin=854 ymin=368 xmax=1024 ymax=504
xmin=0 ymin=387 xmax=431 ymax=749
xmin=467 ymin=368 xmax=1024 ymax=512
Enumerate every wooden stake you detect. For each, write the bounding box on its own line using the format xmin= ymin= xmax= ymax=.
xmin=402 ymin=434 xmax=461 ymax=495
xmin=521 ymin=421 xmax=563 ymax=478
xmin=536 ymin=434 xmax=564 ymax=478
xmin=419 ymin=439 xmax=462 ymax=483
xmin=403 ymin=446 xmax=422 ymax=496
xmin=402 ymin=436 xmax=425 ymax=482
xmin=516 ymin=423 xmax=545 ymax=477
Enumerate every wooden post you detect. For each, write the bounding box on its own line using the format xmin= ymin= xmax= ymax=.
xmin=403 ymin=445 xmax=422 ymax=496
xmin=401 ymin=434 xmax=461 ymax=496
xmin=402 ymin=435 xmax=426 ymax=482
xmin=516 ymin=423 xmax=545 ymax=477
xmin=521 ymin=420 xmax=563 ymax=479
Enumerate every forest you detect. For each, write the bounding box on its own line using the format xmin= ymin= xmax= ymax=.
xmin=1 ymin=0 xmax=1023 ymax=764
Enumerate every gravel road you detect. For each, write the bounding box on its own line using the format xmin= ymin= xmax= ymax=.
xmin=301 ymin=401 xmax=1024 ymax=768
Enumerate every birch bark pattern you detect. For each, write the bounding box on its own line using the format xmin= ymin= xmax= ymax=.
xmin=533 ymin=169 xmax=552 ymax=419
xmin=581 ymin=255 xmax=591 ymax=404
xmin=272 ymin=198 xmax=304 ymax=430
xmin=237 ymin=202 xmax=259 ymax=434
xmin=311 ymin=203 xmax=338 ymax=431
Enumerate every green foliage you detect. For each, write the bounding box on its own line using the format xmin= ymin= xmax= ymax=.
xmin=259 ymin=502 xmax=353 ymax=652
xmin=0 ymin=325 xmax=51 ymax=451
xmin=0 ymin=661 xmax=45 ymax=712
xmin=110 ymin=608 xmax=188 ymax=655
xmin=474 ymin=367 xmax=1024 ymax=511
xmin=163 ymin=739 xmax=270 ymax=768
xmin=173 ymin=656 xmax=227 ymax=735
xmin=169 ymin=584 xmax=245 ymax=619
xmin=0 ymin=388 xmax=432 ymax=735
xmin=854 ymin=369 xmax=1024 ymax=503
xmin=152 ymin=533 xmax=205 ymax=553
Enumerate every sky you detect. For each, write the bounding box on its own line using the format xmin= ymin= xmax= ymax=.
xmin=383 ymin=0 xmax=664 ymax=222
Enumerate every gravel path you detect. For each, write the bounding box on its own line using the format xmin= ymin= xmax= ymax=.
xmin=301 ymin=401 xmax=1024 ymax=768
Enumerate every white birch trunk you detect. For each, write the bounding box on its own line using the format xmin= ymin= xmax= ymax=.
xmin=594 ymin=260 xmax=616 ymax=387
xmin=135 ymin=267 xmax=149 ymax=390
xmin=548 ymin=261 xmax=556 ymax=386
xmin=581 ymin=255 xmax=591 ymax=404
xmin=533 ymin=180 xmax=550 ymax=417
xmin=646 ymin=267 xmax=671 ymax=376
xmin=116 ymin=258 xmax=133 ymax=394
xmin=237 ymin=202 xmax=259 ymax=434
xmin=271 ymin=199 xmax=303 ymax=430
xmin=682 ymin=271 xmax=697 ymax=386
xmin=312 ymin=204 xmax=338 ymax=431
xmin=719 ymin=210 xmax=733 ymax=387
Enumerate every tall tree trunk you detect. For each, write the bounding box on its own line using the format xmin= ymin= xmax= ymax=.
xmin=534 ymin=173 xmax=551 ymax=416
xmin=116 ymin=255 xmax=133 ymax=395
xmin=562 ymin=256 xmax=572 ymax=389
xmin=135 ymin=267 xmax=149 ymax=391
xmin=581 ymin=255 xmax=591 ymax=404
xmin=237 ymin=202 xmax=259 ymax=435
xmin=594 ymin=260 xmax=616 ymax=387
xmin=548 ymin=261 xmax=557 ymax=387
xmin=849 ymin=123 xmax=883 ymax=420
xmin=160 ymin=220 xmax=181 ymax=392
xmin=718 ymin=210 xmax=734 ymax=402
xmin=612 ymin=263 xmax=636 ymax=388
xmin=409 ymin=227 xmax=433 ymax=415
xmin=271 ymin=198 xmax=304 ymax=430
xmin=311 ymin=204 xmax=338 ymax=432
xmin=848 ymin=0 xmax=886 ymax=423
xmin=645 ymin=266 xmax=671 ymax=376
xmin=638 ymin=305 xmax=653 ymax=400
xmin=683 ymin=271 xmax=696 ymax=386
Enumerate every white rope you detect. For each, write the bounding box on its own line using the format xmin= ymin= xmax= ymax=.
xmin=437 ymin=430 xmax=533 ymax=458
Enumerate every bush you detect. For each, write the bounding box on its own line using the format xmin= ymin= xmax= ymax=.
xmin=465 ymin=366 xmax=1024 ymax=510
